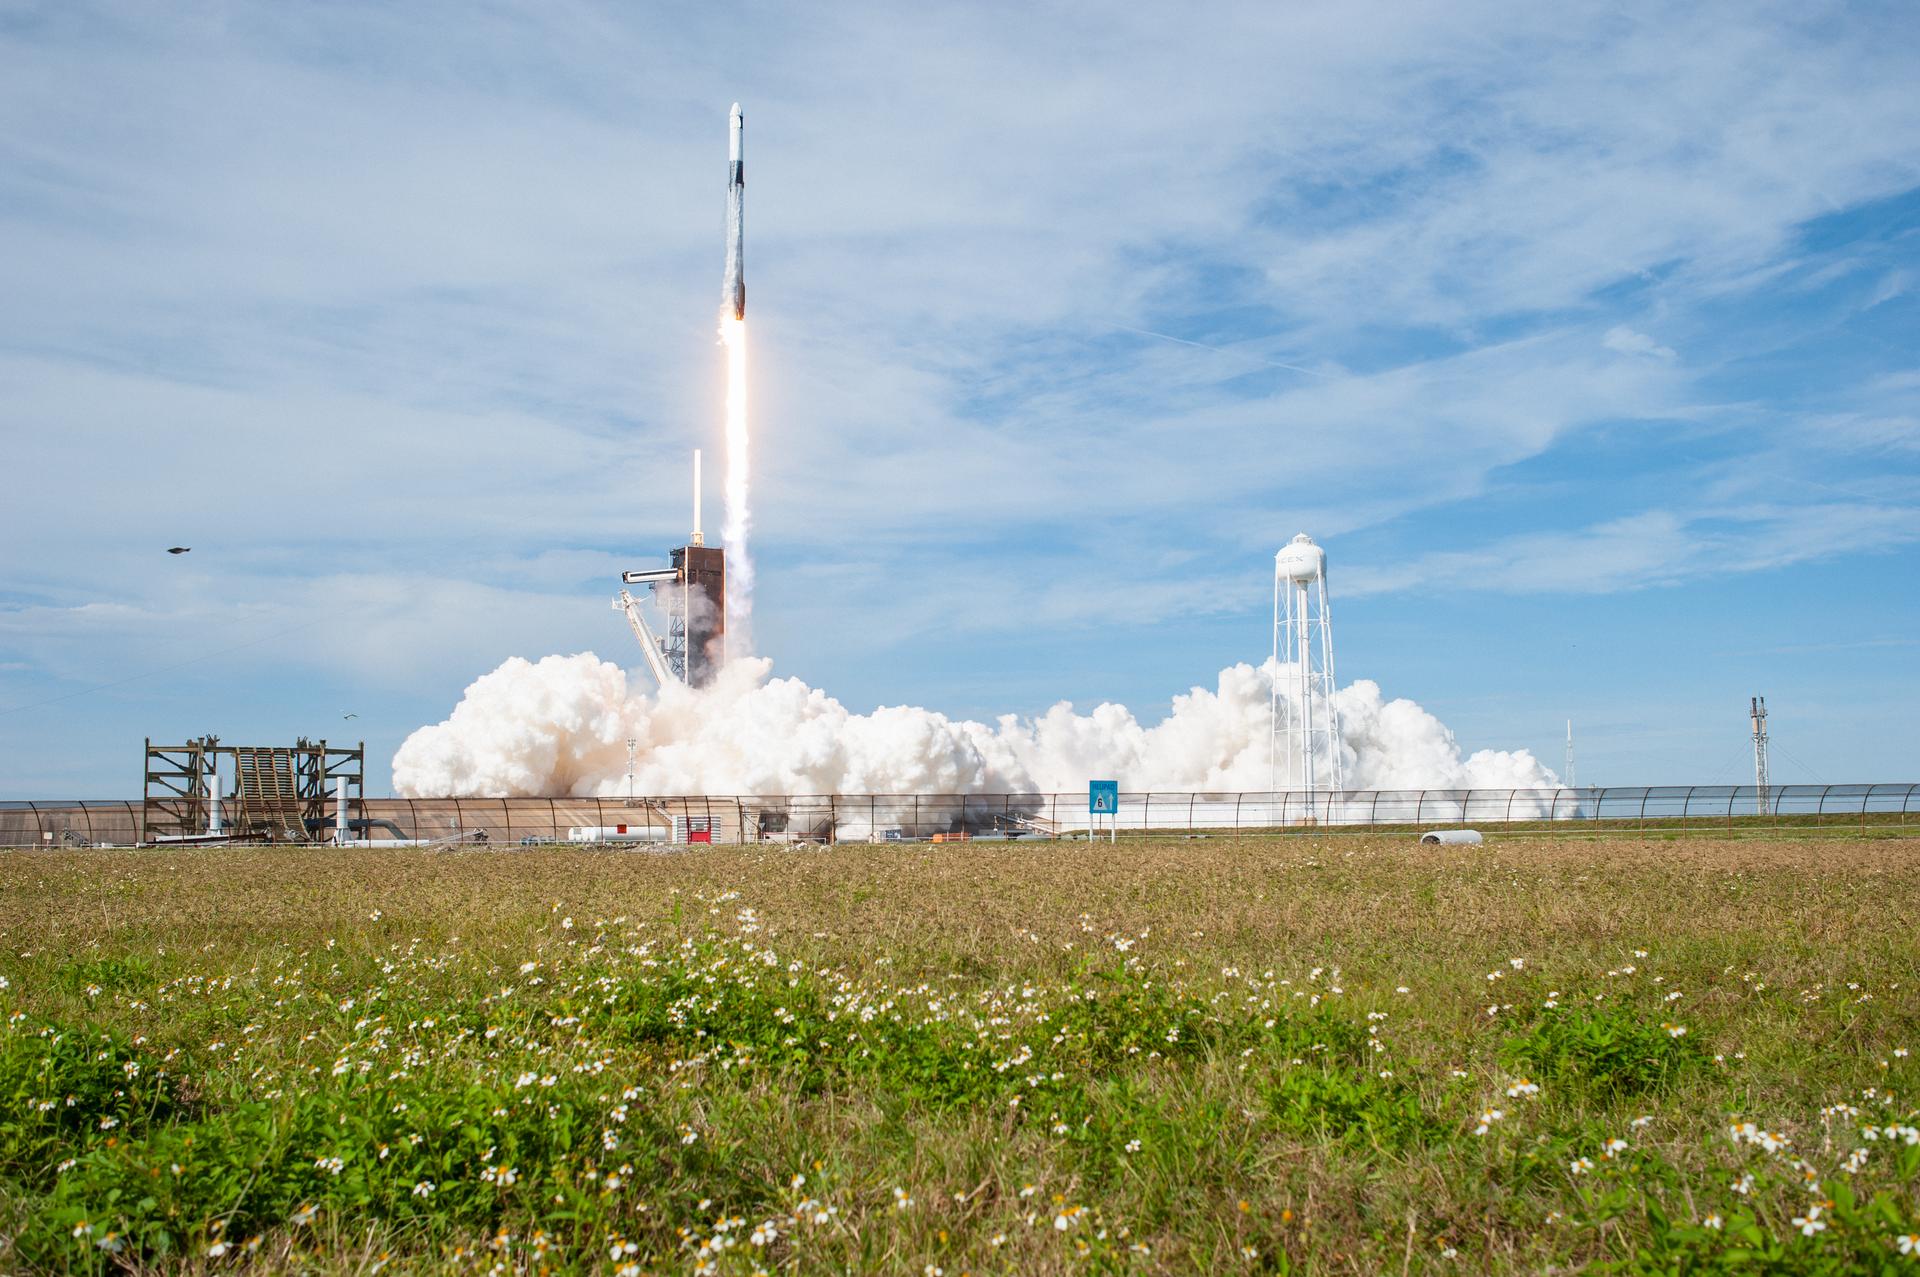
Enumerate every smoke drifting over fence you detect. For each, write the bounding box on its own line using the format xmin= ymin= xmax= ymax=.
xmin=390 ymin=653 xmax=1557 ymax=800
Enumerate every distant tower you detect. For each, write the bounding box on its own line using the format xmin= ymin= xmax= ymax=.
xmin=1270 ymin=533 xmax=1343 ymax=811
xmin=665 ymin=542 xmax=727 ymax=686
xmin=1750 ymin=696 xmax=1770 ymax=815
xmin=1565 ymin=719 xmax=1576 ymax=789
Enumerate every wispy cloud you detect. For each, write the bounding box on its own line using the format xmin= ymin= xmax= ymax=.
xmin=1343 ymin=502 xmax=1920 ymax=597
xmin=1602 ymin=326 xmax=1677 ymax=360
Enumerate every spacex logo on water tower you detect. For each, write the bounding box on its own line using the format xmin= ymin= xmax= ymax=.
xmin=1270 ymin=534 xmax=1343 ymax=814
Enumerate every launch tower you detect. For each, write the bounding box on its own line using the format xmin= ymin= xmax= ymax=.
xmin=664 ymin=541 xmax=726 ymax=686
xmin=615 ymin=452 xmax=726 ymax=690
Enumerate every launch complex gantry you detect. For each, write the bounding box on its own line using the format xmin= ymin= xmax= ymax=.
xmin=143 ymin=735 xmax=363 ymax=843
xmin=614 ymin=450 xmax=727 ymax=691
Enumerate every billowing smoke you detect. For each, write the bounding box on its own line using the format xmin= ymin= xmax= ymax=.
xmin=392 ymin=654 xmax=1557 ymax=800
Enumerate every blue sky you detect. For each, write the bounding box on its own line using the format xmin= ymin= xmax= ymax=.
xmin=2 ymin=1 xmax=1917 ymax=795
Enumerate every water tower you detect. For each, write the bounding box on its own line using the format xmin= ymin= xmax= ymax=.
xmin=1270 ymin=533 xmax=1344 ymax=808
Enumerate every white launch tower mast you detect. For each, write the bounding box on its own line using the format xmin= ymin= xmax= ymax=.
xmin=1750 ymin=695 xmax=1770 ymax=816
xmin=1270 ymin=533 xmax=1343 ymax=818
xmin=614 ymin=451 xmax=704 ymax=690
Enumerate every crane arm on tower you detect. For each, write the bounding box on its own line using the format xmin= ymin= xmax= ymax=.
xmin=614 ymin=589 xmax=681 ymax=690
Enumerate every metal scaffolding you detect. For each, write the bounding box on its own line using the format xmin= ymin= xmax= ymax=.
xmin=141 ymin=736 xmax=363 ymax=843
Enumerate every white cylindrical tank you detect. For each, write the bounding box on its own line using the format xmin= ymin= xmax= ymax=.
xmin=568 ymin=825 xmax=669 ymax=844
xmin=1419 ymin=829 xmax=1484 ymax=845
xmin=207 ymin=757 xmax=223 ymax=836
xmin=1274 ymin=533 xmax=1326 ymax=583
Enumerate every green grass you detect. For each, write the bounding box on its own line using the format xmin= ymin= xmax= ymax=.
xmin=0 ymin=835 xmax=1916 ymax=1273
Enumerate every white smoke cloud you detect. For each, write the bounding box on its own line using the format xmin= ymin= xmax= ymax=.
xmin=392 ymin=654 xmax=1558 ymax=801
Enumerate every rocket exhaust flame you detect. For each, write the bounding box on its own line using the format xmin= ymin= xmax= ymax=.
xmin=720 ymin=315 xmax=752 ymax=633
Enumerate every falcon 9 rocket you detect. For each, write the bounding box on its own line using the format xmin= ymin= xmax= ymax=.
xmin=724 ymin=102 xmax=745 ymax=320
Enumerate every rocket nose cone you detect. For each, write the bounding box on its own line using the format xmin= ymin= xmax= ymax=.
xmin=730 ymin=102 xmax=742 ymax=119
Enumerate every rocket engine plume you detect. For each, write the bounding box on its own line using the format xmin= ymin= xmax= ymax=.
xmin=721 ymin=315 xmax=753 ymax=630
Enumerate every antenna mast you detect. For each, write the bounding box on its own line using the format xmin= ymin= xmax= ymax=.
xmin=691 ymin=449 xmax=704 ymax=547
xmin=1750 ymin=696 xmax=1770 ymax=816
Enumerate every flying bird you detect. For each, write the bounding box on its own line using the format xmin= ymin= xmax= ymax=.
xmin=166 ymin=546 xmax=191 ymax=555
xmin=343 ymin=713 xmax=358 ymax=720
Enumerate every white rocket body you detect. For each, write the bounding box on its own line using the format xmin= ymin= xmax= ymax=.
xmin=724 ymin=103 xmax=745 ymax=320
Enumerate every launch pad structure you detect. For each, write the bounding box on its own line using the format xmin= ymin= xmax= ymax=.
xmin=665 ymin=542 xmax=727 ymax=686
xmin=143 ymin=736 xmax=363 ymax=843
xmin=615 ymin=451 xmax=727 ymax=690
xmin=616 ymin=534 xmax=727 ymax=691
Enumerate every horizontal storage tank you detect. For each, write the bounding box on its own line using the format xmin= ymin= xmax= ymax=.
xmin=567 ymin=825 xmax=670 ymax=843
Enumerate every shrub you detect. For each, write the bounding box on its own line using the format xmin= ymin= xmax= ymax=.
xmin=1264 ymin=1063 xmax=1445 ymax=1151
xmin=0 ymin=1017 xmax=184 ymax=1187
xmin=1500 ymin=1002 xmax=1707 ymax=1101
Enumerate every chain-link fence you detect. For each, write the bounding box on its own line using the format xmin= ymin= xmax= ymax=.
xmin=2 ymin=784 xmax=1916 ymax=847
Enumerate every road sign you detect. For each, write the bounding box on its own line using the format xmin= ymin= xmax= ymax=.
xmin=1089 ymin=781 xmax=1118 ymax=814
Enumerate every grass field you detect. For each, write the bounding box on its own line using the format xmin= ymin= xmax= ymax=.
xmin=2 ymin=835 xmax=1916 ymax=1274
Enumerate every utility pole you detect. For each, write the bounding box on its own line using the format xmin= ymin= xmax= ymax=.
xmin=626 ymin=739 xmax=638 ymax=803
xmin=1750 ymin=697 xmax=1769 ymax=816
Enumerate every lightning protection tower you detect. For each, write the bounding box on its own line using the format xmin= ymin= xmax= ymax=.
xmin=615 ymin=451 xmax=727 ymax=690
xmin=1750 ymin=696 xmax=1770 ymax=816
xmin=1269 ymin=533 xmax=1343 ymax=818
